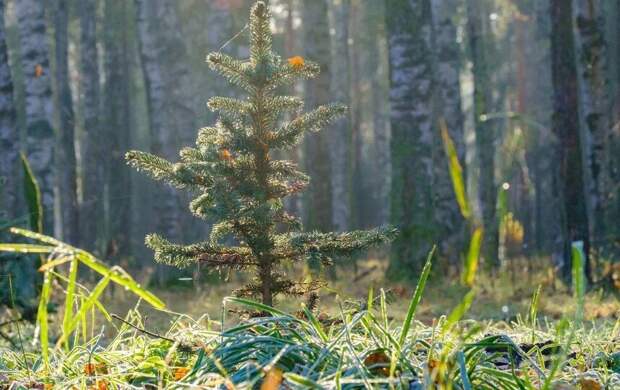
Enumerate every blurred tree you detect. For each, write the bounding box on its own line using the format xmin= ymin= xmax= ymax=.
xmin=302 ymin=0 xmax=333 ymax=231
xmin=386 ymin=0 xmax=436 ymax=277
xmin=54 ymin=0 xmax=78 ymax=245
xmin=14 ymin=0 xmax=55 ymax=234
xmin=549 ymin=0 xmax=591 ymax=282
xmin=466 ymin=0 xmax=498 ymax=266
xmin=78 ymin=0 xmax=102 ymax=252
xmin=327 ymin=0 xmax=351 ymax=232
xmin=361 ymin=0 xmax=390 ymax=227
xmin=572 ymin=0 xmax=612 ymax=244
xmin=103 ymin=0 xmax=132 ymax=257
xmin=0 ymin=0 xmax=19 ymax=221
xmin=431 ymin=0 xmax=467 ymax=261
xmin=135 ymin=0 xmax=196 ymax=245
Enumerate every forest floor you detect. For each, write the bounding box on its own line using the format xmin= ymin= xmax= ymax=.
xmin=101 ymin=256 xmax=620 ymax=332
xmin=2 ymin=256 xmax=619 ymax=389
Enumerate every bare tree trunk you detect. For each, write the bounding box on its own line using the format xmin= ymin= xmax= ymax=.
xmin=327 ymin=0 xmax=351 ymax=232
xmin=386 ymin=0 xmax=435 ymax=277
xmin=0 ymin=0 xmax=19 ymax=221
xmin=466 ymin=0 xmax=498 ymax=266
xmin=54 ymin=0 xmax=78 ymax=244
xmin=14 ymin=0 xmax=55 ymax=233
xmin=78 ymin=0 xmax=102 ymax=252
xmin=362 ymin=0 xmax=390 ymax=226
xmin=431 ymin=0 xmax=466 ymax=262
xmin=103 ymin=0 xmax=132 ymax=257
xmin=135 ymin=0 xmax=196 ymax=244
xmin=572 ymin=0 xmax=611 ymax=244
xmin=302 ymin=0 xmax=332 ymax=231
xmin=550 ymin=0 xmax=591 ymax=282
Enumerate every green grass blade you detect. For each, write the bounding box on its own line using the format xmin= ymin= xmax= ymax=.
xmin=442 ymin=289 xmax=476 ymax=334
xmin=302 ymin=304 xmax=328 ymax=342
xmin=8 ymin=227 xmax=63 ymax=246
xmin=571 ymin=241 xmax=585 ymax=321
xmin=399 ymin=246 xmax=435 ymax=346
xmin=462 ymin=227 xmax=483 ymax=287
xmin=0 ymin=243 xmax=55 ymax=253
xmin=64 ymin=273 xmax=111 ymax=339
xmin=284 ymin=373 xmax=323 ymax=389
xmin=61 ymin=258 xmax=79 ymax=348
xmin=37 ymin=268 xmax=52 ymax=365
xmin=75 ymin=251 xmax=165 ymax=309
xmin=20 ymin=153 xmax=43 ymax=233
xmin=457 ymin=351 xmax=472 ymax=390
xmin=223 ymin=296 xmax=291 ymax=317
xmin=440 ymin=120 xmax=470 ymax=219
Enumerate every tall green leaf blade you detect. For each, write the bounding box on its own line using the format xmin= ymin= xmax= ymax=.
xmin=75 ymin=251 xmax=165 ymax=309
xmin=440 ymin=120 xmax=470 ymax=219
xmin=37 ymin=268 xmax=52 ymax=365
xmin=399 ymin=246 xmax=435 ymax=346
xmin=20 ymin=153 xmax=43 ymax=233
xmin=462 ymin=227 xmax=483 ymax=287
xmin=61 ymin=258 xmax=79 ymax=347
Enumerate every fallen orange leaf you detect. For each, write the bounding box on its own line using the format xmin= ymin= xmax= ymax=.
xmin=260 ymin=367 xmax=283 ymax=390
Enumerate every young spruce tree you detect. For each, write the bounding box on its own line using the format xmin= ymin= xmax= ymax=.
xmin=127 ymin=1 xmax=395 ymax=306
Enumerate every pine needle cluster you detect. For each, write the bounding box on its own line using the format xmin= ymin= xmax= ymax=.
xmin=126 ymin=1 xmax=396 ymax=306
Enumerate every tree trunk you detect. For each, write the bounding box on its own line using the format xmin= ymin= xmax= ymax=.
xmin=103 ymin=0 xmax=132 ymax=257
xmin=302 ymin=0 xmax=332 ymax=231
xmin=550 ymin=0 xmax=591 ymax=282
xmin=54 ymin=0 xmax=78 ymax=245
xmin=14 ymin=0 xmax=55 ymax=234
xmin=431 ymin=0 xmax=466 ymax=262
xmin=327 ymin=0 xmax=351 ymax=232
xmin=0 ymin=0 xmax=19 ymax=221
xmin=572 ymin=0 xmax=611 ymax=245
xmin=466 ymin=0 xmax=498 ymax=266
xmin=363 ymin=0 xmax=390 ymax=226
xmin=386 ymin=0 xmax=435 ymax=277
xmin=78 ymin=0 xmax=102 ymax=252
xmin=135 ymin=0 xmax=196 ymax=244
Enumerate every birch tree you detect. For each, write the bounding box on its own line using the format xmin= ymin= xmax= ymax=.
xmin=386 ymin=0 xmax=435 ymax=276
xmin=15 ymin=0 xmax=55 ymax=233
xmin=54 ymin=0 xmax=78 ymax=244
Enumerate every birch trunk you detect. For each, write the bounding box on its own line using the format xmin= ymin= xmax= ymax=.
xmin=54 ymin=0 xmax=78 ymax=244
xmin=572 ymin=0 xmax=611 ymax=242
xmin=386 ymin=0 xmax=435 ymax=277
xmin=302 ymin=0 xmax=333 ymax=231
xmin=327 ymin=0 xmax=351 ymax=232
xmin=78 ymin=0 xmax=102 ymax=251
xmin=14 ymin=0 xmax=55 ymax=233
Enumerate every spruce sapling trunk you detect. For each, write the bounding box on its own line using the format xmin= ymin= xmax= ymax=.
xmin=127 ymin=1 xmax=396 ymax=306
